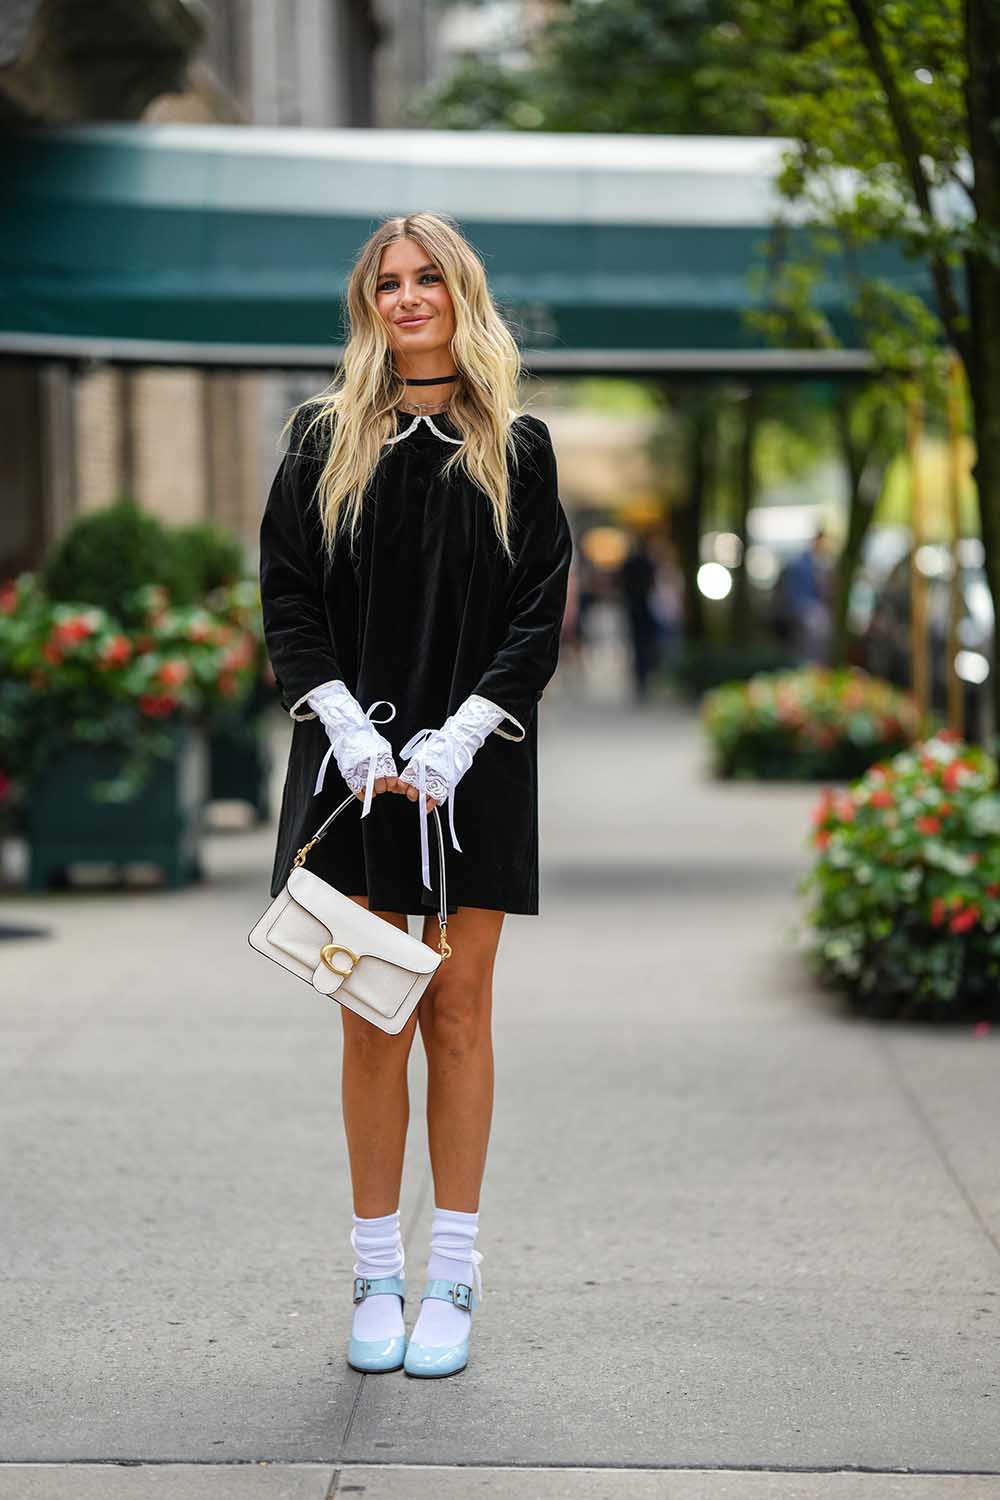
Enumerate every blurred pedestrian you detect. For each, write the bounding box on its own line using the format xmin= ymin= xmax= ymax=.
xmin=778 ymin=526 xmax=832 ymax=665
xmin=649 ymin=536 xmax=684 ymax=668
xmin=258 ymin=212 xmax=573 ymax=1380
xmin=620 ymin=531 xmax=661 ymax=699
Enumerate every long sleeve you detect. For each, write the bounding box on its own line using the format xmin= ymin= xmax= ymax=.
xmin=470 ymin=417 xmax=573 ymax=735
xmin=258 ymin=409 xmax=341 ymax=721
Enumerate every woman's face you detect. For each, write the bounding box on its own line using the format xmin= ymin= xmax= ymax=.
xmin=374 ymin=238 xmax=456 ymax=363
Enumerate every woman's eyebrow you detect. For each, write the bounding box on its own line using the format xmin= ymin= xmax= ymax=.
xmin=378 ymin=263 xmax=438 ymax=280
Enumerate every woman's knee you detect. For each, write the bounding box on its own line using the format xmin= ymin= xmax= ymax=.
xmin=341 ymin=1003 xmax=418 ymax=1069
xmin=420 ymin=972 xmax=491 ymax=1053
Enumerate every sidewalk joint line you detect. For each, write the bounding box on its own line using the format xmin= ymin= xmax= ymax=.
xmin=2 ymin=1460 xmax=1000 ymax=1475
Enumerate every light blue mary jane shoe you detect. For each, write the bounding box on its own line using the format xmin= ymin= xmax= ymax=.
xmin=403 ymin=1269 xmax=481 ymax=1379
xmin=347 ymin=1275 xmax=407 ymax=1373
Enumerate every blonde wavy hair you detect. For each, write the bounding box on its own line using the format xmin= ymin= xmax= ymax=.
xmin=280 ymin=211 xmax=533 ymax=565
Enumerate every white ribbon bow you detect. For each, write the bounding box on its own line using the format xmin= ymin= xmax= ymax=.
xmin=312 ymin=698 xmax=397 ymax=817
xmin=398 ymin=725 xmax=472 ymax=891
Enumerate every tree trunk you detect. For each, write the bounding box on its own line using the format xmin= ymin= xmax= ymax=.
xmin=964 ymin=0 xmax=1000 ymax=745
xmin=965 ymin=264 xmax=1000 ymax=746
xmin=675 ymin=399 xmax=715 ymax=643
xmin=730 ymin=388 xmax=757 ymax=646
xmin=831 ymin=388 xmax=890 ymax=664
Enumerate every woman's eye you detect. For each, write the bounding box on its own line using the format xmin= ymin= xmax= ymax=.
xmin=378 ymin=273 xmax=439 ymax=292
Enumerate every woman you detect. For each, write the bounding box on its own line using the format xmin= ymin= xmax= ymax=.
xmin=258 ymin=211 xmax=573 ymax=1380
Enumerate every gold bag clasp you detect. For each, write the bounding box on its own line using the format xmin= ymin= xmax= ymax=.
xmin=320 ymin=942 xmax=359 ymax=977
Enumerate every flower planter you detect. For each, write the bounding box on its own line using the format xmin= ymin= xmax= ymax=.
xmin=23 ymin=723 xmax=207 ymax=890
xmin=208 ymin=710 xmax=272 ymax=823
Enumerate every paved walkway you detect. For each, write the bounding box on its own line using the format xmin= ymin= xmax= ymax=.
xmin=2 ymin=680 xmax=999 ymax=1497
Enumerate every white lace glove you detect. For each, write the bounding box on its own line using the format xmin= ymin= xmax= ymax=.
xmin=306 ymin=679 xmax=398 ymax=818
xmin=398 ymin=694 xmax=506 ymax=890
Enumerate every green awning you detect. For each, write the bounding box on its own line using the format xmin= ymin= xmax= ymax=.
xmin=0 ymin=122 xmax=938 ymax=375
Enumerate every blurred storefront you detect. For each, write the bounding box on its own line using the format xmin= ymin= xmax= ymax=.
xmin=0 ymin=0 xmax=454 ymax=569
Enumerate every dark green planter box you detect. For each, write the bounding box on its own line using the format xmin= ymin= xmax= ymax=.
xmin=23 ymin=724 xmax=207 ymax=890
xmin=208 ymin=712 xmax=272 ymax=822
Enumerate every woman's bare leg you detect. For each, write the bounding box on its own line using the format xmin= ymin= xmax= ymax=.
xmin=340 ymin=895 xmax=420 ymax=1217
xmin=418 ymin=906 xmax=505 ymax=1211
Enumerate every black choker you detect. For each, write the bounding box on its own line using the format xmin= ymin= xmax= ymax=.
xmin=403 ymin=374 xmax=459 ymax=386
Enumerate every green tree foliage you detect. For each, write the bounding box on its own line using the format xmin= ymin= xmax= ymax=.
xmin=408 ymin=0 xmax=766 ymax=134
xmin=703 ymin=0 xmax=1000 ymax=729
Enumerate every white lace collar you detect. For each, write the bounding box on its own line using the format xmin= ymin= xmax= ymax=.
xmin=385 ymin=411 xmax=463 ymax=446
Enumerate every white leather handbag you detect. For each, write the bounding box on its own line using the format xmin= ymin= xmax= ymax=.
xmin=247 ymin=789 xmax=451 ymax=1033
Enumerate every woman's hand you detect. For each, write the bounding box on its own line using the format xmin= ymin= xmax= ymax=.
xmin=356 ymin=774 xmax=439 ymax=811
xmin=398 ymin=772 xmax=440 ymax=811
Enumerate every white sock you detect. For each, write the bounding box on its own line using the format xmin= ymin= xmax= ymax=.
xmin=411 ymin=1205 xmax=483 ymax=1348
xmin=351 ymin=1209 xmax=405 ymax=1343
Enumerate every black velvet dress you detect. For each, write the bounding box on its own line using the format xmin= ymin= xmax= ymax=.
xmin=258 ymin=405 xmax=573 ymax=916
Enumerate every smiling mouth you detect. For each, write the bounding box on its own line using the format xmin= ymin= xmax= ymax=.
xmin=397 ymin=316 xmax=430 ymax=326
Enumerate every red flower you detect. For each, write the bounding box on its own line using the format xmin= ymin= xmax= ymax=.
xmin=814 ymin=829 xmax=831 ymax=851
xmin=138 ymin=693 xmax=178 ymax=718
xmin=949 ymin=904 xmax=979 ymax=934
xmin=871 ymin=788 xmax=895 ymax=808
xmin=98 ymin=634 xmax=132 ymax=668
xmin=916 ymin=816 xmax=941 ymax=835
xmin=158 ymin=659 xmax=190 ymax=688
xmin=0 ymin=582 xmax=17 ymax=614
xmin=942 ymin=760 xmax=975 ymax=791
xmin=54 ymin=617 xmax=94 ymax=645
xmin=811 ymin=788 xmax=836 ymax=825
xmin=930 ymin=897 xmax=947 ymax=927
xmin=42 ymin=639 xmax=64 ymax=664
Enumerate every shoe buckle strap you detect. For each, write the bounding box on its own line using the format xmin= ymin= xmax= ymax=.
xmin=353 ymin=1274 xmax=404 ymax=1304
xmin=420 ymin=1275 xmax=477 ymax=1311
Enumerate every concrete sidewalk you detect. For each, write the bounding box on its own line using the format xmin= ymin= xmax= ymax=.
xmin=1 ymin=694 xmax=998 ymax=1497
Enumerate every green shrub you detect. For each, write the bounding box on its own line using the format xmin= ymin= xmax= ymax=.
xmin=701 ymin=665 xmax=927 ymax=781
xmin=170 ymin=522 xmax=244 ymax=599
xmin=42 ymin=499 xmax=185 ymax=623
xmin=41 ymin=500 xmax=251 ymax=626
xmin=798 ymin=730 xmax=1000 ymax=1021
